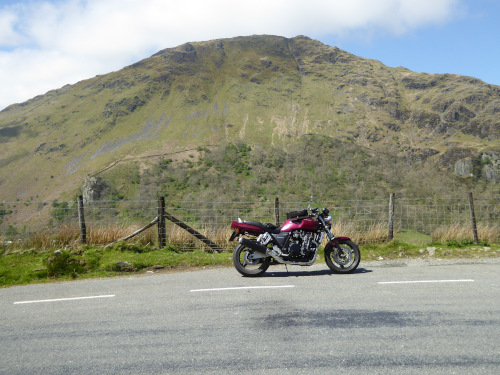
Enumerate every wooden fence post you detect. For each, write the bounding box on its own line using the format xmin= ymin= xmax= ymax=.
xmin=77 ymin=195 xmax=86 ymax=245
xmin=388 ymin=193 xmax=395 ymax=241
xmin=275 ymin=197 xmax=280 ymax=226
xmin=157 ymin=196 xmax=166 ymax=248
xmin=468 ymin=192 xmax=479 ymax=243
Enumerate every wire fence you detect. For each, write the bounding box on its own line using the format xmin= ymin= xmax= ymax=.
xmin=1 ymin=196 xmax=498 ymax=250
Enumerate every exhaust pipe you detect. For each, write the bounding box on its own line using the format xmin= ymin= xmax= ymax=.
xmin=238 ymin=237 xmax=317 ymax=266
xmin=238 ymin=237 xmax=268 ymax=255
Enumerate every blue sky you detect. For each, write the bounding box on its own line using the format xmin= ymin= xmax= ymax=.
xmin=0 ymin=0 xmax=499 ymax=110
xmin=332 ymin=0 xmax=500 ymax=83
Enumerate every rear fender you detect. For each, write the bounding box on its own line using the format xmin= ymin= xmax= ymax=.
xmin=229 ymin=220 xmax=264 ymax=241
xmin=230 ymin=220 xmax=264 ymax=233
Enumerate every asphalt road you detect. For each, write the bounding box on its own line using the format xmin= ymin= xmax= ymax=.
xmin=1 ymin=259 xmax=499 ymax=374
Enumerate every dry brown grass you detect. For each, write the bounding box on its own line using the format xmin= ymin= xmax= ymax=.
xmin=432 ymin=223 xmax=499 ymax=243
xmin=3 ymin=221 xmax=497 ymax=251
xmin=330 ymin=221 xmax=388 ymax=245
xmin=165 ymin=226 xmax=232 ymax=249
xmin=14 ymin=224 xmax=156 ymax=249
xmin=87 ymin=224 xmax=156 ymax=245
xmin=28 ymin=225 xmax=80 ymax=248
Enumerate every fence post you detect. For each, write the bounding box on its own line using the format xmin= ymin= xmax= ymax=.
xmin=468 ymin=192 xmax=479 ymax=243
xmin=388 ymin=193 xmax=395 ymax=241
xmin=77 ymin=195 xmax=86 ymax=245
xmin=275 ymin=197 xmax=280 ymax=226
xmin=157 ymin=196 xmax=166 ymax=248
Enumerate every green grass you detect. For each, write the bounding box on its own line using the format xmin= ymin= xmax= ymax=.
xmin=0 ymin=242 xmax=235 ymax=286
xmin=394 ymin=230 xmax=432 ymax=245
xmin=1 ymin=240 xmax=498 ymax=287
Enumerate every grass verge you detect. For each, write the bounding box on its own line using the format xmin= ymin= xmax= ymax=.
xmin=1 ymin=240 xmax=499 ymax=287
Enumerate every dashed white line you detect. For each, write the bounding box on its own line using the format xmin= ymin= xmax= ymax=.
xmin=14 ymin=295 xmax=116 ymax=305
xmin=190 ymin=285 xmax=295 ymax=292
xmin=378 ymin=279 xmax=474 ymax=285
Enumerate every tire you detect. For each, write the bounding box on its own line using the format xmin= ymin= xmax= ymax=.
xmin=232 ymin=243 xmax=270 ymax=277
xmin=325 ymin=240 xmax=360 ymax=274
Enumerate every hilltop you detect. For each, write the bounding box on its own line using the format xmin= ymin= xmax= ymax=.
xmin=0 ymin=35 xmax=498 ymax=205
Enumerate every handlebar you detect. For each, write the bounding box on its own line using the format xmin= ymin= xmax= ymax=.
xmin=308 ymin=207 xmax=329 ymax=217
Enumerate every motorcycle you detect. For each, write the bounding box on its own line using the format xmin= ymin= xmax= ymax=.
xmin=229 ymin=206 xmax=360 ymax=276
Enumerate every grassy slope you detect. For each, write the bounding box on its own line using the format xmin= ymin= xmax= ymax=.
xmin=0 ymin=35 xmax=499 ymax=206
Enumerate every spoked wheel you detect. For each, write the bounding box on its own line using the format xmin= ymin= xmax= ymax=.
xmin=325 ymin=240 xmax=360 ymax=273
xmin=232 ymin=244 xmax=270 ymax=277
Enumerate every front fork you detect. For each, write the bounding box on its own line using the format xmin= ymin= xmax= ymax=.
xmin=318 ymin=216 xmax=336 ymax=243
xmin=319 ymin=218 xmax=345 ymax=256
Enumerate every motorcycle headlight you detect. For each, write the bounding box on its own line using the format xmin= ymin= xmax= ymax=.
xmin=325 ymin=215 xmax=332 ymax=226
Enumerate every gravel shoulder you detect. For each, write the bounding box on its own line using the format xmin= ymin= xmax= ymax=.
xmin=364 ymin=255 xmax=500 ymax=268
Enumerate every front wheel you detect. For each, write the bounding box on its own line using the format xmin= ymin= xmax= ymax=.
xmin=233 ymin=243 xmax=270 ymax=277
xmin=325 ymin=240 xmax=360 ymax=273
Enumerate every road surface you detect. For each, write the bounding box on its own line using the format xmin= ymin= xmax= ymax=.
xmin=1 ymin=259 xmax=499 ymax=374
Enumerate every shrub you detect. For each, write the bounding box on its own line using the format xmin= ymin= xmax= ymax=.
xmin=44 ymin=250 xmax=84 ymax=278
xmin=108 ymin=241 xmax=154 ymax=253
xmin=446 ymin=238 xmax=476 ymax=247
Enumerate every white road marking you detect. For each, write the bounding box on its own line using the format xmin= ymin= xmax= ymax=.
xmin=14 ymin=294 xmax=115 ymax=305
xmin=190 ymin=285 xmax=295 ymax=292
xmin=378 ymin=279 xmax=474 ymax=285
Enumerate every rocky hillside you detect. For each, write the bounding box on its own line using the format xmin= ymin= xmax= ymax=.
xmin=0 ymin=35 xmax=498 ymax=204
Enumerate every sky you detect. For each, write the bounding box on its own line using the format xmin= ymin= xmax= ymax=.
xmin=0 ymin=0 xmax=499 ymax=110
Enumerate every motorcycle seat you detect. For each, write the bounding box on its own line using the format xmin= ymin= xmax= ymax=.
xmin=244 ymin=220 xmax=281 ymax=234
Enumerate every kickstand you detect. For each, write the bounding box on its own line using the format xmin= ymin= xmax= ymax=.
xmin=285 ymin=264 xmax=289 ymax=274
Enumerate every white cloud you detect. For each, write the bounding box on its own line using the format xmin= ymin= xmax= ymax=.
xmin=0 ymin=8 xmax=23 ymax=46
xmin=0 ymin=0 xmax=460 ymax=110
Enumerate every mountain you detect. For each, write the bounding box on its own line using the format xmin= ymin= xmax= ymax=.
xmin=0 ymin=35 xmax=499 ymax=205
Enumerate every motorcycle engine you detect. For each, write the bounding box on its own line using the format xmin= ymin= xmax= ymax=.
xmin=288 ymin=242 xmax=302 ymax=258
xmin=286 ymin=231 xmax=315 ymax=259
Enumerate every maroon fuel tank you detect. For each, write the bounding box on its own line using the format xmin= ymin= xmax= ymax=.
xmin=280 ymin=218 xmax=319 ymax=232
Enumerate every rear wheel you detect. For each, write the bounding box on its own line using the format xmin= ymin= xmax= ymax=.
xmin=233 ymin=243 xmax=270 ymax=277
xmin=325 ymin=240 xmax=360 ymax=273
